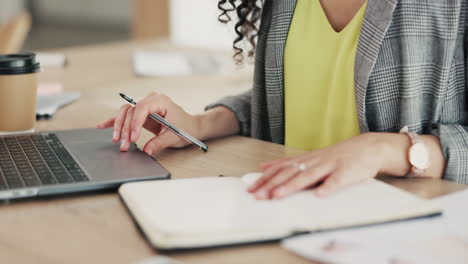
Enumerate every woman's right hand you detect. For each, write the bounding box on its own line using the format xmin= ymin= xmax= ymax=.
xmin=97 ymin=92 xmax=202 ymax=155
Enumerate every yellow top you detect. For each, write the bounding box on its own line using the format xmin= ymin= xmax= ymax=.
xmin=284 ymin=0 xmax=367 ymax=151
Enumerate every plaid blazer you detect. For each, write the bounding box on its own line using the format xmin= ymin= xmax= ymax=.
xmin=207 ymin=0 xmax=468 ymax=184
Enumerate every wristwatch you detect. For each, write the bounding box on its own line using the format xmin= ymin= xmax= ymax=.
xmin=399 ymin=126 xmax=430 ymax=177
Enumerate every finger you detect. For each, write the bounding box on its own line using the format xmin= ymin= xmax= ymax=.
xmin=272 ymin=165 xmax=332 ymax=199
xmin=96 ymin=117 xmax=115 ymax=129
xmin=248 ymin=161 xmax=292 ymax=193
xmin=130 ymin=95 xmax=168 ymax=143
xmin=253 ymin=165 xmax=301 ymax=200
xmin=120 ymin=107 xmax=135 ymax=152
xmin=143 ymin=129 xmax=177 ymax=156
xmin=142 ymin=115 xmax=162 ymax=135
xmin=250 ymin=158 xmax=303 ymax=193
xmin=314 ymin=169 xmax=356 ymax=197
xmin=113 ymin=104 xmax=131 ymax=143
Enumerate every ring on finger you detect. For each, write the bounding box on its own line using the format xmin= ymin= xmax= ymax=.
xmin=292 ymin=162 xmax=308 ymax=172
xmin=298 ymin=163 xmax=308 ymax=172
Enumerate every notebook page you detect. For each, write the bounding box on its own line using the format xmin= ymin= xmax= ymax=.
xmin=241 ymin=173 xmax=438 ymax=231
xmin=121 ymin=174 xmax=437 ymax=234
xmin=120 ymin=177 xmax=304 ymax=235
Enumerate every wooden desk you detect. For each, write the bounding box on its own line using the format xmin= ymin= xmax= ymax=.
xmin=1 ymin=41 xmax=466 ymax=264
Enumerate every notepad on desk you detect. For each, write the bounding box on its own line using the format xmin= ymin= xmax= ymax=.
xmin=132 ymin=51 xmax=222 ymax=77
xmin=36 ymin=91 xmax=80 ymax=119
xmin=119 ymin=173 xmax=441 ymax=250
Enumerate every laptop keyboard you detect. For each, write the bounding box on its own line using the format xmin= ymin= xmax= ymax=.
xmin=0 ymin=133 xmax=89 ymax=190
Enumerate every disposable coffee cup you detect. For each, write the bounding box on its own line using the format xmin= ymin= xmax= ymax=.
xmin=0 ymin=53 xmax=41 ymax=134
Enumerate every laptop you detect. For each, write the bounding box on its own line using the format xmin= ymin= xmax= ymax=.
xmin=0 ymin=128 xmax=170 ymax=200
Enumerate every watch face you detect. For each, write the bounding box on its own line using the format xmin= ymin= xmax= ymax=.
xmin=409 ymin=142 xmax=430 ymax=169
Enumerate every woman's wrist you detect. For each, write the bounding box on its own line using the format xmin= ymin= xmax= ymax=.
xmin=192 ymin=114 xmax=208 ymax=140
xmin=363 ymin=132 xmax=412 ymax=177
xmin=194 ymin=106 xmax=240 ymax=141
xmin=366 ymin=132 xmax=445 ymax=179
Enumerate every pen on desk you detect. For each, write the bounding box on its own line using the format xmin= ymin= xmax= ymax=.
xmin=119 ymin=93 xmax=208 ymax=152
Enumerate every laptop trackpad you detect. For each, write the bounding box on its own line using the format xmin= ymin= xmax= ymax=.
xmin=55 ymin=128 xmax=169 ymax=182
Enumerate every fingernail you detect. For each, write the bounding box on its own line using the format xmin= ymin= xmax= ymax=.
xmin=131 ymin=131 xmax=137 ymax=142
xmin=113 ymin=131 xmax=118 ymax=141
xmin=255 ymin=190 xmax=267 ymax=200
xmin=274 ymin=187 xmax=287 ymax=198
xmin=146 ymin=149 xmax=153 ymax=156
xmin=120 ymin=139 xmax=128 ymax=150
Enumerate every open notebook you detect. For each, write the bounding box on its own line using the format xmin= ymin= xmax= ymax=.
xmin=119 ymin=173 xmax=441 ymax=250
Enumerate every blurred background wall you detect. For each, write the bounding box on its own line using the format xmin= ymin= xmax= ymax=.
xmin=170 ymin=0 xmax=234 ymax=50
xmin=33 ymin=0 xmax=130 ymax=27
xmin=0 ymin=0 xmax=235 ymax=51
xmin=0 ymin=0 xmax=24 ymax=23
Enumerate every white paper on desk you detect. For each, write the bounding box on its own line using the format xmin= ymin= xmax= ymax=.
xmin=36 ymin=53 xmax=67 ymax=67
xmin=133 ymin=51 xmax=193 ymax=77
xmin=133 ymin=51 xmax=222 ymax=77
xmin=433 ymin=189 xmax=468 ymax=241
xmin=36 ymin=92 xmax=80 ymax=117
xmin=282 ymin=188 xmax=468 ymax=264
xmin=37 ymin=82 xmax=64 ymax=96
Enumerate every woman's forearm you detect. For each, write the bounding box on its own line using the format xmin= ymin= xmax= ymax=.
xmin=375 ymin=133 xmax=446 ymax=178
xmin=195 ymin=106 xmax=241 ymax=141
xmin=195 ymin=107 xmax=448 ymax=179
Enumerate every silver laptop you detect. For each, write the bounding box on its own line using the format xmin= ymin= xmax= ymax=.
xmin=0 ymin=128 xmax=170 ymax=200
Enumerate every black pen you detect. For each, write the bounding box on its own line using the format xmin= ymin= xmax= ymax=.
xmin=119 ymin=93 xmax=208 ymax=152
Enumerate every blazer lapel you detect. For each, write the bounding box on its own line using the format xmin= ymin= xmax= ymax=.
xmin=355 ymin=0 xmax=399 ymax=132
xmin=264 ymin=0 xmax=297 ymax=143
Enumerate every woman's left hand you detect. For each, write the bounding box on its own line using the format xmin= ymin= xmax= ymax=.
xmin=248 ymin=133 xmax=410 ymax=199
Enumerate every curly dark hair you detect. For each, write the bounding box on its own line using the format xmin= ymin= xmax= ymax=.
xmin=218 ymin=0 xmax=264 ymax=63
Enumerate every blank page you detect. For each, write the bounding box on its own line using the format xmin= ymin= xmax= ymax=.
xmin=119 ymin=173 xmax=440 ymax=249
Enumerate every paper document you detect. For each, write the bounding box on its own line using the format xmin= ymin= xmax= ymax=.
xmin=133 ymin=51 xmax=222 ymax=77
xmin=433 ymin=189 xmax=468 ymax=241
xmin=37 ymin=83 xmax=64 ymax=96
xmin=282 ymin=188 xmax=468 ymax=264
xmin=36 ymin=53 xmax=67 ymax=67
xmin=36 ymin=92 xmax=80 ymax=119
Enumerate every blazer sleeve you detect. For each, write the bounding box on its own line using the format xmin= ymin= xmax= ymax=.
xmin=205 ymin=89 xmax=252 ymax=137
xmin=432 ymin=19 xmax=468 ymax=184
xmin=432 ymin=124 xmax=468 ymax=184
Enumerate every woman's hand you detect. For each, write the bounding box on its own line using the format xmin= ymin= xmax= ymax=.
xmin=97 ymin=92 xmax=202 ymax=155
xmin=248 ymin=133 xmax=414 ymax=199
